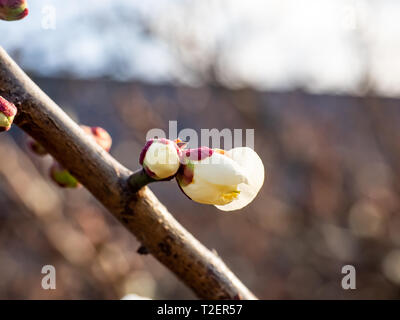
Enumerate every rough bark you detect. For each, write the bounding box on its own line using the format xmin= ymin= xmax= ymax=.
xmin=0 ymin=47 xmax=256 ymax=300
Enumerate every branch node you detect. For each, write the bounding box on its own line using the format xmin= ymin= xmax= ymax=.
xmin=128 ymin=168 xmax=156 ymax=193
xmin=137 ymin=245 xmax=149 ymax=255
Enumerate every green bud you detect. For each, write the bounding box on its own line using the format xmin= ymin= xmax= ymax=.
xmin=49 ymin=162 xmax=80 ymax=188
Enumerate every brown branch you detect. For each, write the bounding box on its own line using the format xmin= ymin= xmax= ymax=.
xmin=0 ymin=47 xmax=256 ymax=300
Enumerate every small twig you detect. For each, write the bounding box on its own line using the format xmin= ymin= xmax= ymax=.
xmin=128 ymin=168 xmax=156 ymax=193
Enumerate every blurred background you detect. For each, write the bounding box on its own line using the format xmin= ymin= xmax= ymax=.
xmin=1 ymin=0 xmax=400 ymax=299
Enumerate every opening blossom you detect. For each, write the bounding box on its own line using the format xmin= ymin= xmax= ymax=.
xmin=0 ymin=0 xmax=28 ymax=21
xmin=0 ymin=96 xmax=17 ymax=132
xmin=176 ymin=147 xmax=264 ymax=211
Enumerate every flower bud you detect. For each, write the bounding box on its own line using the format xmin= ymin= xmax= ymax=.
xmin=139 ymin=138 xmax=182 ymax=180
xmin=0 ymin=96 xmax=17 ymax=132
xmin=49 ymin=162 xmax=80 ymax=188
xmin=81 ymin=125 xmax=112 ymax=152
xmin=0 ymin=0 xmax=28 ymax=21
xmin=33 ymin=125 xmax=111 ymax=188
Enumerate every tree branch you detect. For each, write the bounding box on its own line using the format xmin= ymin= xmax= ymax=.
xmin=0 ymin=47 xmax=256 ymax=300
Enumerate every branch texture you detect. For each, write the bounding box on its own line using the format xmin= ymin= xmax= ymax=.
xmin=0 ymin=47 xmax=256 ymax=300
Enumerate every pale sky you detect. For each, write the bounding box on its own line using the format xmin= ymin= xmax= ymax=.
xmin=0 ymin=0 xmax=399 ymax=96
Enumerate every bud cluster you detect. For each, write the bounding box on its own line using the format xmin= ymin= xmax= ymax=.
xmin=138 ymin=138 xmax=264 ymax=211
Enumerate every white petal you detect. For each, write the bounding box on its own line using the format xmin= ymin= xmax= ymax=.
xmin=215 ymin=147 xmax=265 ymax=211
xmin=194 ymin=152 xmax=248 ymax=186
xmin=180 ymin=175 xmax=232 ymax=205
xmin=144 ymin=142 xmax=180 ymax=179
